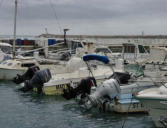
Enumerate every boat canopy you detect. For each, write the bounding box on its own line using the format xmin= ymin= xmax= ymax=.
xmin=83 ymin=54 xmax=109 ymax=64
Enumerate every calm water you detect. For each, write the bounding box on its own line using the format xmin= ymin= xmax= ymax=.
xmin=0 ymin=81 xmax=155 ymax=128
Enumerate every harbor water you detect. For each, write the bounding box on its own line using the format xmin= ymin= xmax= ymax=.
xmin=0 ymin=81 xmax=155 ymax=128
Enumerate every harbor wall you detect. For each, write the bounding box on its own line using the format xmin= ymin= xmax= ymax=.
xmin=39 ymin=34 xmax=167 ymax=47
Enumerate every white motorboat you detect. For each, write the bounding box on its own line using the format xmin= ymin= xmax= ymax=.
xmin=14 ymin=54 xmax=120 ymax=94
xmin=0 ymin=58 xmax=39 ymax=80
xmin=0 ymin=54 xmax=92 ymax=80
xmin=135 ymin=85 xmax=167 ymax=127
xmin=75 ymin=72 xmax=155 ymax=113
xmin=42 ymin=54 xmax=123 ymax=95
xmin=102 ymin=80 xmax=155 ymax=113
xmin=43 ymin=65 xmax=114 ymax=95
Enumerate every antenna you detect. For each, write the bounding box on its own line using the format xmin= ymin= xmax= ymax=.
xmin=64 ymin=28 xmax=69 ymax=45
xmin=45 ymin=28 xmax=48 ymax=34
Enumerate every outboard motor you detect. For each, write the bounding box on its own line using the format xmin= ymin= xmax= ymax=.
xmin=84 ymin=78 xmax=121 ymax=110
xmin=19 ymin=68 xmax=51 ymax=94
xmin=60 ymin=52 xmax=71 ymax=61
xmin=109 ymin=72 xmax=131 ymax=84
xmin=62 ymin=77 xmax=96 ymax=100
xmin=13 ymin=65 xmax=40 ymax=84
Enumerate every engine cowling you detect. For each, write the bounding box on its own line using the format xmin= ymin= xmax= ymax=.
xmin=62 ymin=77 xmax=96 ymax=100
xmin=19 ymin=68 xmax=51 ymax=94
xmin=84 ymin=78 xmax=121 ymax=110
xmin=13 ymin=65 xmax=40 ymax=84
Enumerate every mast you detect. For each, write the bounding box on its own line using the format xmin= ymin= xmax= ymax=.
xmin=63 ymin=28 xmax=69 ymax=45
xmin=13 ymin=0 xmax=17 ymax=58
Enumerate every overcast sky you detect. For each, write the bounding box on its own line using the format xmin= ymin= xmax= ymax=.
xmin=0 ymin=0 xmax=167 ymax=36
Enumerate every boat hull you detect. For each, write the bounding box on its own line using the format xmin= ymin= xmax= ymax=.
xmin=137 ymin=97 xmax=167 ymax=128
xmin=42 ymin=77 xmax=108 ymax=95
xmin=0 ymin=68 xmax=25 ymax=80
xmin=137 ymin=98 xmax=167 ymax=127
xmin=104 ymin=94 xmax=146 ymax=113
xmin=100 ymin=82 xmax=154 ymax=113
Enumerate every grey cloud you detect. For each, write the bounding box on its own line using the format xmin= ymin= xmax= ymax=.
xmin=2 ymin=0 xmax=167 ymax=20
xmin=1 ymin=0 xmax=167 ymax=35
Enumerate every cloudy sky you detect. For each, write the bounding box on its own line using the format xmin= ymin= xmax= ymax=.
xmin=0 ymin=0 xmax=167 ymax=36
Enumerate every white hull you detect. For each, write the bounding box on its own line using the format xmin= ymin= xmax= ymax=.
xmin=139 ymin=99 xmax=167 ymax=127
xmin=100 ymin=81 xmax=154 ymax=113
xmin=105 ymin=98 xmax=146 ymax=113
xmin=136 ymin=87 xmax=167 ymax=127
xmin=0 ymin=68 xmax=25 ymax=80
xmin=43 ymin=75 xmax=109 ymax=95
xmin=42 ymin=65 xmax=116 ymax=95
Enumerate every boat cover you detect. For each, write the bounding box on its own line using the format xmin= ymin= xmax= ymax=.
xmin=83 ymin=54 xmax=109 ymax=64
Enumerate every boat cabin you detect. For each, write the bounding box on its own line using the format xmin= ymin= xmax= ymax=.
xmin=122 ymin=43 xmax=149 ymax=62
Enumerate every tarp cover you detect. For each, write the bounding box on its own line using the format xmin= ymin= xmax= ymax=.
xmin=83 ymin=54 xmax=109 ymax=64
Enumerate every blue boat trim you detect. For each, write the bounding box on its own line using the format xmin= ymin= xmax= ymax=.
xmin=118 ymin=99 xmax=140 ymax=104
xmin=118 ymin=93 xmax=140 ymax=104
xmin=83 ymin=54 xmax=110 ymax=64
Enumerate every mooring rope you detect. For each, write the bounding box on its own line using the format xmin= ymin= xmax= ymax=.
xmin=121 ymin=88 xmax=134 ymax=128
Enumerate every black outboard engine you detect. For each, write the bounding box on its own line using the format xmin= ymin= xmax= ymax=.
xmin=19 ymin=68 xmax=51 ymax=94
xmin=13 ymin=65 xmax=40 ymax=84
xmin=60 ymin=52 xmax=71 ymax=61
xmin=62 ymin=77 xmax=96 ymax=100
xmin=109 ymin=72 xmax=131 ymax=84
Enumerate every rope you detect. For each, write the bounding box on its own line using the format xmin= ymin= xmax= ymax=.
xmin=85 ymin=61 xmax=94 ymax=77
xmin=121 ymin=88 xmax=134 ymax=128
xmin=144 ymin=74 xmax=165 ymax=87
xmin=48 ymin=0 xmax=62 ymax=34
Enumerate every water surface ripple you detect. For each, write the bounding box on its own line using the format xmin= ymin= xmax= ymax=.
xmin=0 ymin=81 xmax=155 ymax=128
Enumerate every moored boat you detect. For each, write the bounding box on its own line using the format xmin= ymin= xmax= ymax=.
xmin=0 ymin=58 xmax=38 ymax=80
xmin=42 ymin=54 xmax=124 ymax=95
xmin=135 ymin=85 xmax=167 ymax=127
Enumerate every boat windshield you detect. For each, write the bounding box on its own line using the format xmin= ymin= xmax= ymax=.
xmin=124 ymin=45 xmax=135 ymax=53
xmin=138 ymin=45 xmax=146 ymax=53
xmin=124 ymin=64 xmax=144 ymax=77
xmin=71 ymin=41 xmax=83 ymax=54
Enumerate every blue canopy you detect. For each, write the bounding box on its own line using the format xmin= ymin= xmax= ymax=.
xmin=83 ymin=54 xmax=110 ymax=64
